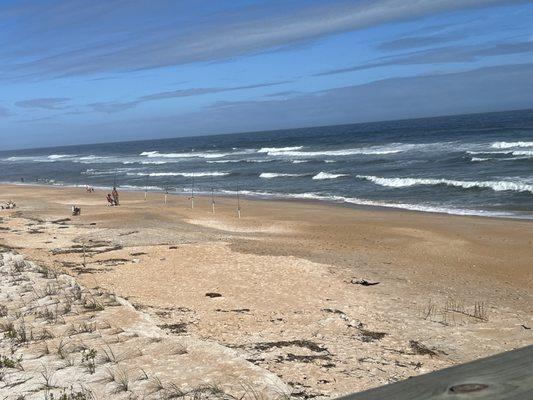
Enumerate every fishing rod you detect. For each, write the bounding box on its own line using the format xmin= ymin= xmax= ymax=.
xmin=236 ymin=180 xmax=241 ymax=219
xmin=211 ymin=187 xmax=215 ymax=214
xmin=144 ymin=175 xmax=149 ymax=201
xmin=191 ymin=172 xmax=195 ymax=209
xmin=210 ymin=173 xmax=215 ymax=213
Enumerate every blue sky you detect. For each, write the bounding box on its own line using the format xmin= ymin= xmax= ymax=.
xmin=1 ymin=0 xmax=533 ymax=149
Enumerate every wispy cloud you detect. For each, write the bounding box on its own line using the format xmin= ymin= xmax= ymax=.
xmin=1 ymin=0 xmax=528 ymax=79
xmin=377 ymin=33 xmax=462 ymax=51
xmin=265 ymin=91 xmax=301 ymax=97
xmin=15 ymin=97 xmax=70 ymax=110
xmin=89 ymin=80 xmax=292 ymax=113
xmin=317 ymin=40 xmax=533 ymax=75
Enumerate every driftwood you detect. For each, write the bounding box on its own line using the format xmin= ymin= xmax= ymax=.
xmin=351 ymin=279 xmax=380 ymax=286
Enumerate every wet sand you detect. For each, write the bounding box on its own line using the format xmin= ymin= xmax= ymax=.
xmin=1 ymin=184 xmax=532 ymax=398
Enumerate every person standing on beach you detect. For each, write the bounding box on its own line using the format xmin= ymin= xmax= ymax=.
xmin=112 ymin=187 xmax=120 ymax=206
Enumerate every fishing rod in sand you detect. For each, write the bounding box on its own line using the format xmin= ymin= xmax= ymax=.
xmin=210 ymin=174 xmax=215 ymax=214
xmin=144 ymin=175 xmax=149 ymax=201
xmin=190 ymin=173 xmax=195 ymax=209
xmin=236 ymin=181 xmax=241 ymax=219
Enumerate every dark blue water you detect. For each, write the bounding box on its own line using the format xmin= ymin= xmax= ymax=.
xmin=1 ymin=109 xmax=533 ymax=218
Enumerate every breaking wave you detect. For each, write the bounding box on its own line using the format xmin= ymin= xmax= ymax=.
xmin=312 ymin=172 xmax=349 ymax=180
xmin=257 ymin=146 xmax=303 ymax=153
xmin=265 ymin=145 xmax=408 ymax=157
xmin=357 ymin=175 xmax=533 ymax=194
xmin=48 ymin=154 xmax=74 ymax=160
xmin=135 ymin=171 xmax=230 ymax=177
xmin=491 ymin=141 xmax=533 ymax=149
xmin=259 ymin=173 xmax=306 ymax=179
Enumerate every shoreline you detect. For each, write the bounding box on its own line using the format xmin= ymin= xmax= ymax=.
xmin=1 ymin=183 xmax=532 ymax=398
xmin=2 ymin=181 xmax=531 ymax=221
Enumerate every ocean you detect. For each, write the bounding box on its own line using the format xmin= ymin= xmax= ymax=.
xmin=1 ymin=109 xmax=533 ymax=219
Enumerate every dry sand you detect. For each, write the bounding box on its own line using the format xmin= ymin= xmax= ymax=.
xmin=0 ymin=184 xmax=532 ymax=399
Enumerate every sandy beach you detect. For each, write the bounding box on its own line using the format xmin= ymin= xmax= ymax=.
xmin=1 ymin=184 xmax=532 ymax=399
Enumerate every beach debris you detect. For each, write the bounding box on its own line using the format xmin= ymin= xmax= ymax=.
xmin=322 ymin=308 xmax=364 ymax=329
xmin=205 ymin=292 xmax=222 ymax=298
xmin=322 ymin=308 xmax=346 ymax=315
xmin=52 ymin=242 xmax=122 ymax=255
xmin=521 ymin=324 xmax=531 ymax=330
xmin=50 ymin=217 xmax=71 ymax=224
xmin=118 ymin=230 xmax=138 ymax=237
xmin=358 ymin=328 xmax=387 ymax=342
xmin=215 ymin=308 xmax=250 ymax=313
xmin=351 ymin=278 xmax=380 ymax=286
xmin=409 ymin=340 xmax=440 ymax=357
xmin=285 ymin=353 xmax=331 ymax=363
xmin=252 ymin=340 xmax=327 ymax=353
xmin=158 ymin=322 xmax=187 ymax=334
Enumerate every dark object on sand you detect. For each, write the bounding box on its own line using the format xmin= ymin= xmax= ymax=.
xmin=205 ymin=292 xmax=222 ymax=298
xmin=351 ymin=279 xmax=380 ymax=286
xmin=409 ymin=340 xmax=438 ymax=357
xmin=358 ymin=328 xmax=387 ymax=342
xmin=521 ymin=324 xmax=531 ymax=330
xmin=158 ymin=322 xmax=187 ymax=334
xmin=72 ymin=205 xmax=81 ymax=216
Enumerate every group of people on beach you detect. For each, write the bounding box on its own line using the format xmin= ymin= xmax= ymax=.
xmin=106 ymin=187 xmax=120 ymax=206
xmin=1 ymin=200 xmax=16 ymax=210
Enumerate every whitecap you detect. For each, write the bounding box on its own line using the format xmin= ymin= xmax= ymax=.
xmin=257 ymin=146 xmax=303 ymax=153
xmin=259 ymin=173 xmax=306 ymax=179
xmin=135 ymin=172 xmax=230 ymax=177
xmin=491 ymin=141 xmax=533 ymax=149
xmin=312 ymin=172 xmax=349 ymax=180
xmin=357 ymin=175 xmax=533 ymax=194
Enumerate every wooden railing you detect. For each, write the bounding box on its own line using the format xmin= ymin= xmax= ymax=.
xmin=337 ymin=345 xmax=533 ymax=399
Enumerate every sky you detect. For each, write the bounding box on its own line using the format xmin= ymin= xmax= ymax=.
xmin=1 ymin=0 xmax=533 ymax=150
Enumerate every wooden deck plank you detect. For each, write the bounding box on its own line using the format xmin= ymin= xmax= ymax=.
xmin=337 ymin=345 xmax=533 ymax=399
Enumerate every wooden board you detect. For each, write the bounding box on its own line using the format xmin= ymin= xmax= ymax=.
xmin=337 ymin=345 xmax=533 ymax=400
